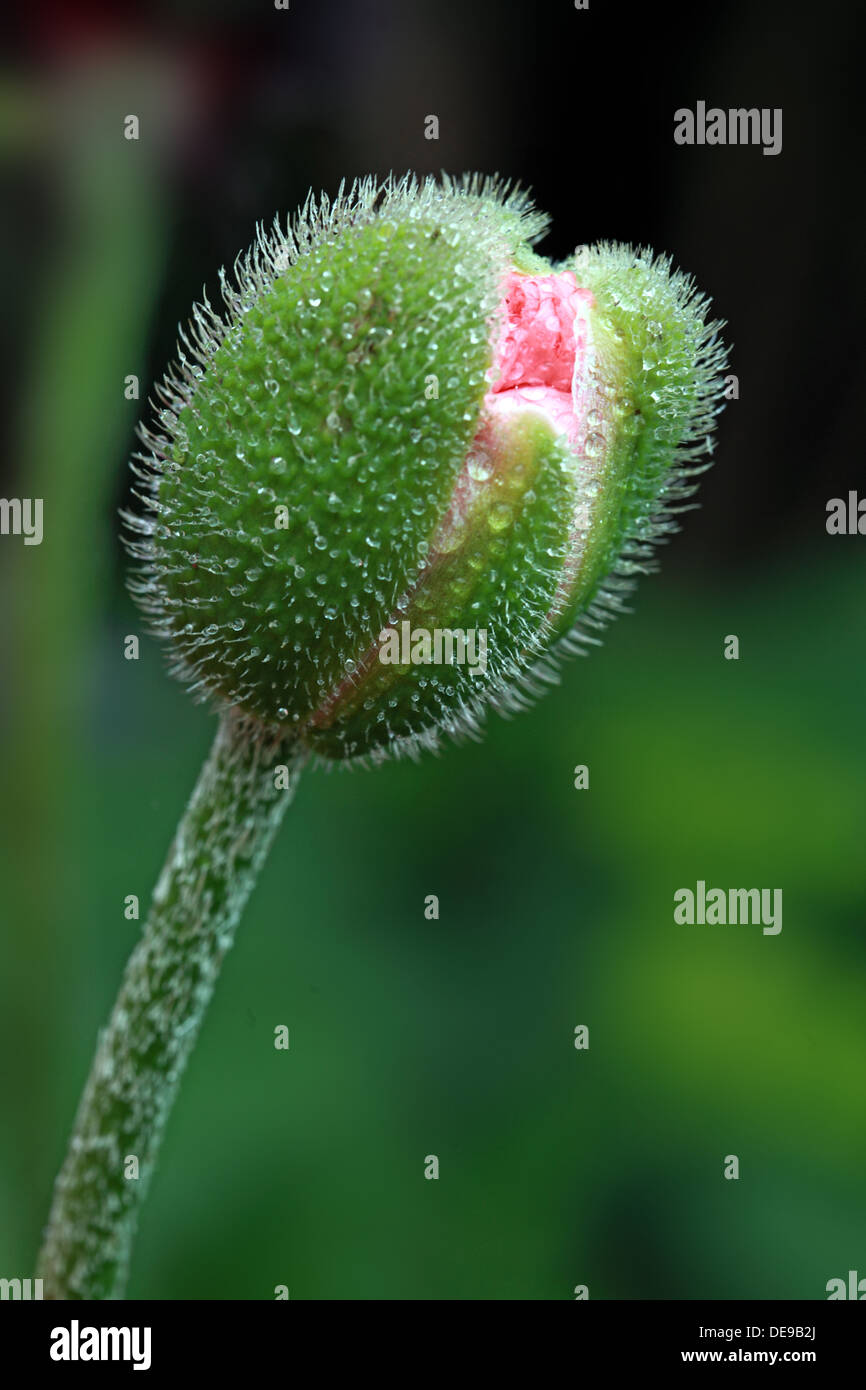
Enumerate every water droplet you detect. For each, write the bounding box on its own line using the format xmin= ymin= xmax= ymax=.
xmin=467 ymin=451 xmax=494 ymax=482
xmin=488 ymin=503 xmax=513 ymax=533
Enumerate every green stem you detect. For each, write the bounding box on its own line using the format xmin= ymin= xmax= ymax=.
xmin=36 ymin=712 xmax=305 ymax=1299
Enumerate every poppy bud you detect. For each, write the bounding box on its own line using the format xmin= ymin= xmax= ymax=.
xmin=126 ymin=173 xmax=727 ymax=763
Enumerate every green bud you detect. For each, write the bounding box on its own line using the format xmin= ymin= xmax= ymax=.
xmin=126 ymin=173 xmax=728 ymax=764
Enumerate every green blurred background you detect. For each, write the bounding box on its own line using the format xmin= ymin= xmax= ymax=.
xmin=1 ymin=0 xmax=863 ymax=1298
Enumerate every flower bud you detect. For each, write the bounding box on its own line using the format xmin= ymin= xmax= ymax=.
xmin=126 ymin=174 xmax=727 ymax=763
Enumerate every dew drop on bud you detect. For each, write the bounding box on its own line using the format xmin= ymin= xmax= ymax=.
xmin=467 ymin=451 xmax=494 ymax=482
xmin=488 ymin=503 xmax=514 ymax=533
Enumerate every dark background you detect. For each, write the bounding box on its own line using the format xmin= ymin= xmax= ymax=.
xmin=1 ymin=0 xmax=864 ymax=1299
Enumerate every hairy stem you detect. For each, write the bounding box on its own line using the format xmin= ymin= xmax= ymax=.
xmin=37 ymin=712 xmax=304 ymax=1299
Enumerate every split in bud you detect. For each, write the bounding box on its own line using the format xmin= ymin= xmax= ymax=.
xmin=125 ymin=173 xmax=728 ymax=764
